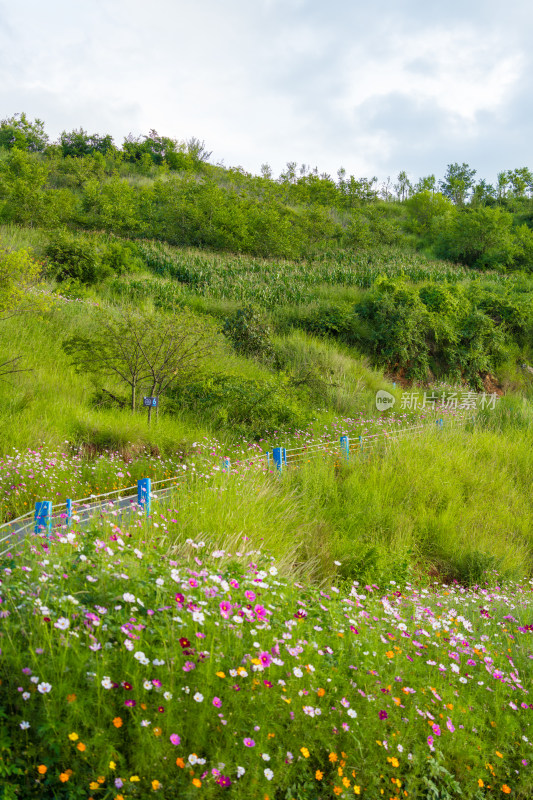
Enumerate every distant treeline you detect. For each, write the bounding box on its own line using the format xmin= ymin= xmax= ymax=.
xmin=1 ymin=112 xmax=533 ymax=267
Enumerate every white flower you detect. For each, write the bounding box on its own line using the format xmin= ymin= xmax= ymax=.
xmin=156 ymin=578 xmax=165 ymax=586
xmin=37 ymin=682 xmax=52 ymax=694
xmin=264 ymin=768 xmax=274 ymax=781
xmin=193 ymin=692 xmax=204 ymax=702
xmin=22 ymin=692 xmax=30 ymax=700
xmin=347 ymin=708 xmax=358 ymax=718
xmin=292 ymin=667 xmax=303 ymax=678
xmin=163 ymin=691 xmax=173 ymax=700
xmin=101 ymin=676 xmax=113 ymax=689
xmin=123 ymin=592 xmax=135 ymax=603
xmin=30 ymin=676 xmax=39 ymax=684
xmin=450 ymin=664 xmax=460 ymax=673
xmin=143 ymin=680 xmax=153 ymax=690
xmin=134 ymin=548 xmax=143 ymax=559
xmin=140 ymin=719 xmax=151 ymax=727
xmin=54 ymin=617 xmax=70 ymax=630
xmin=152 ymin=658 xmax=165 ymax=666
xmin=188 ymin=754 xmax=198 ymax=765
xmin=237 ymin=766 xmax=245 ymax=778
xmin=262 ymin=753 xmax=271 ymax=761
xmin=192 ymin=611 xmax=205 ymax=624
xmin=20 ymin=721 xmax=30 ymax=729
xmin=124 ymin=640 xmax=134 ymax=651
xmin=134 ymin=651 xmax=147 ymax=661
xmin=269 ymin=566 xmax=278 ymax=576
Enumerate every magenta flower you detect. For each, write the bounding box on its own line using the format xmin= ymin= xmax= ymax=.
xmin=183 ymin=661 xmax=196 ymax=672
xmin=378 ymin=710 xmax=388 ymax=720
xmin=243 ymin=738 xmax=255 ymax=747
xmin=213 ymin=696 xmax=222 ymax=707
xmin=124 ymin=699 xmax=136 ymax=707
xmin=427 ymin=735 xmax=435 ymax=751
xmin=216 ymin=775 xmax=232 ymax=787
xmin=244 ymin=590 xmax=256 ymax=602
xmin=259 ymin=651 xmax=272 ymax=667
xmin=446 ymin=718 xmax=455 ymax=733
xmin=175 ymin=593 xmax=185 ymax=605
xmin=254 ymin=604 xmax=267 ymax=619
xmin=170 ymin=733 xmax=181 ymax=745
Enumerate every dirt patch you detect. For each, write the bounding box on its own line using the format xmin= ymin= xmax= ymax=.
xmin=481 ymin=373 xmax=503 ymax=396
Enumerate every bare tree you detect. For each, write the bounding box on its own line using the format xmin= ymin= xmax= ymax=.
xmin=63 ymin=308 xmax=216 ymax=418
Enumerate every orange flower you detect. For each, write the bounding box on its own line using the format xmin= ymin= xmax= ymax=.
xmin=343 ymin=777 xmax=351 ymax=788
xmin=67 ymin=693 xmax=77 ymax=703
xmin=334 ymin=788 xmax=343 ymax=796
xmin=141 ymin=703 xmax=147 ymax=710
xmin=329 ymin=752 xmax=338 ymax=763
xmin=112 ymin=717 xmax=123 ymax=728
xmin=152 ymin=779 xmax=161 ymax=790
xmin=316 ymin=770 xmax=323 ymax=780
xmin=153 ymin=727 xmax=162 ymax=737
xmin=317 ymin=688 xmax=325 ymax=697
xmin=77 ymin=743 xmax=86 ymax=752
xmin=97 ymin=776 xmax=105 ymax=784
xmin=192 ymin=778 xmax=202 ymax=788
xmin=386 ymin=651 xmax=394 ymax=658
xmin=478 ymin=779 xmax=484 ymax=788
xmin=59 ymin=773 xmax=70 ymax=783
xmin=216 ymin=671 xmax=226 ymax=678
xmin=391 ymin=757 xmax=399 ymax=768
xmin=176 ymin=758 xmax=185 ymax=769
xmin=37 ymin=765 xmax=47 ymax=775
xmin=90 ymin=782 xmax=100 ymax=790
xmin=501 ymin=786 xmax=511 ymax=794
xmin=116 ymin=796 xmax=125 ymax=800
xmin=495 ymin=752 xmax=503 ymax=759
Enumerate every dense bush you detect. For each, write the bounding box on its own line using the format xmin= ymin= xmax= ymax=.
xmin=222 ymin=304 xmax=274 ymax=360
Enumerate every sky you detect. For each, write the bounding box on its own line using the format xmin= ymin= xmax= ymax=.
xmin=1 ymin=0 xmax=532 ymax=186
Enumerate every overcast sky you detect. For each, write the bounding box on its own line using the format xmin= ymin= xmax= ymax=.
xmin=1 ymin=0 xmax=531 ymax=185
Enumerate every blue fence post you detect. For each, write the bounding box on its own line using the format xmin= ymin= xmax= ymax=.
xmin=340 ymin=435 xmax=350 ymax=461
xmin=436 ymin=419 xmax=444 ymax=429
xmin=138 ymin=478 xmax=151 ymax=516
xmin=223 ymin=457 xmax=231 ymax=472
xmin=34 ymin=501 xmax=52 ymax=536
xmin=273 ymin=447 xmax=283 ymax=472
xmin=66 ymin=499 xmax=72 ymax=528
xmin=358 ymin=435 xmax=363 ymax=459
xmin=283 ymin=448 xmax=287 ymax=467
xmin=266 ymin=451 xmax=270 ymax=469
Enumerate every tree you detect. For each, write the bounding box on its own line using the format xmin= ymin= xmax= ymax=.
xmin=414 ymin=174 xmax=436 ymax=194
xmin=0 ymin=113 xmax=49 ymax=152
xmin=394 ymin=170 xmax=412 ymax=201
xmin=0 ymin=148 xmax=50 ymax=224
xmin=439 ymin=163 xmax=476 ymax=206
xmin=62 ymin=309 xmax=216 ymax=418
xmin=59 ymin=128 xmax=115 ymax=158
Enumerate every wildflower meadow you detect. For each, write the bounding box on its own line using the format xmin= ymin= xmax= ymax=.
xmin=1 ymin=511 xmax=532 ymax=799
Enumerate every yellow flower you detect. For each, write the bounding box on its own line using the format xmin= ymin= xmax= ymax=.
xmin=109 ymin=761 xmax=116 ymax=770
xmin=130 ymin=775 xmax=140 ymax=782
xmin=37 ymin=765 xmax=47 ymax=775
xmin=152 ymin=779 xmax=161 ymax=790
xmin=353 ymin=786 xmax=361 ymax=795
xmin=90 ymin=782 xmax=100 ymax=790
xmin=300 ymin=747 xmax=310 ymax=758
xmin=391 ymin=757 xmax=399 ymax=768
xmin=315 ymin=770 xmax=323 ymax=780
xmin=68 ymin=732 xmax=79 ymax=741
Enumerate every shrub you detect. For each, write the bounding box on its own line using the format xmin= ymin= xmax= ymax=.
xmin=45 ymin=232 xmax=107 ymax=284
xmin=222 ymin=304 xmax=273 ymax=360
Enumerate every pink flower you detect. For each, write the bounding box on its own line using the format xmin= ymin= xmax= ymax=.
xmin=245 ymin=590 xmax=256 ymax=602
xmin=213 ymin=697 xmax=222 ymax=708
xmin=446 ymin=718 xmax=455 ymax=733
xmin=170 ymin=733 xmax=181 ymax=745
xmin=183 ymin=661 xmax=196 ymax=672
xmin=254 ymin=604 xmax=267 ymax=619
xmin=243 ymin=738 xmax=255 ymax=747
xmin=219 ymin=601 xmax=232 ymax=619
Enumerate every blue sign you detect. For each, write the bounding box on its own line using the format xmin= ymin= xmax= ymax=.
xmin=143 ymin=397 xmax=158 ymax=407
